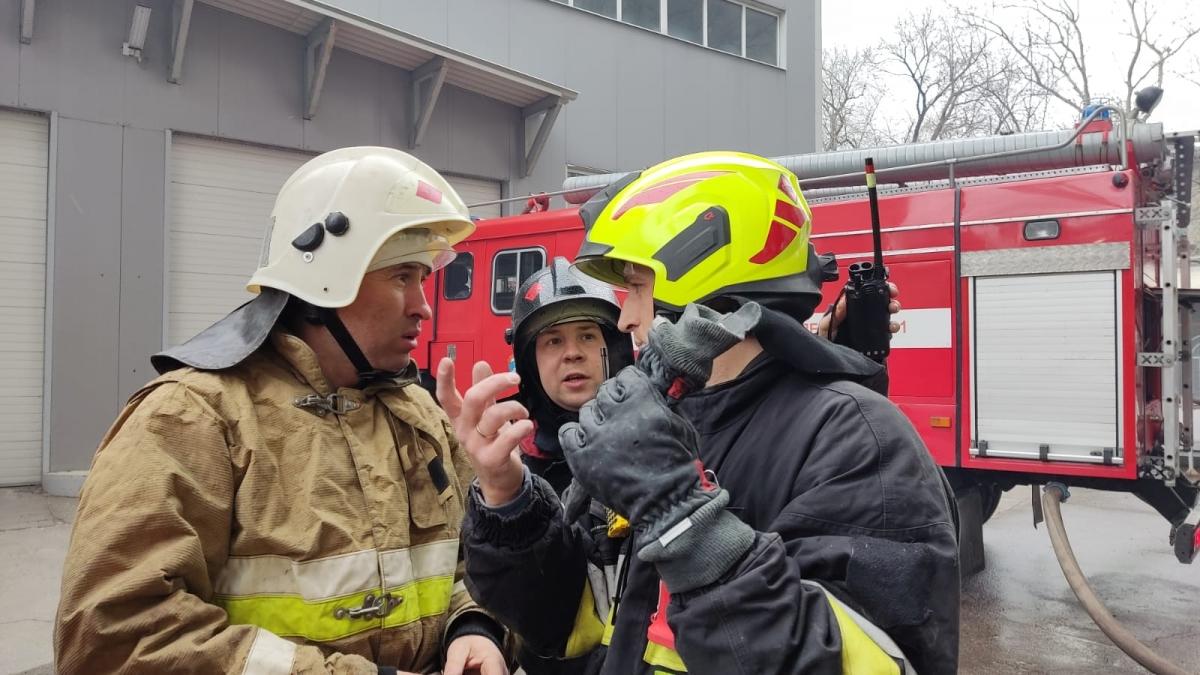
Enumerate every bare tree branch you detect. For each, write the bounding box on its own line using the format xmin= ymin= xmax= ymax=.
xmin=960 ymin=1 xmax=1092 ymax=112
xmin=884 ymin=11 xmax=1024 ymax=142
xmin=821 ymin=46 xmax=890 ymax=150
xmin=1181 ymin=54 xmax=1200 ymax=89
xmin=823 ymin=0 xmax=1197 ymax=149
xmin=964 ymin=0 xmax=1199 ymax=122
xmin=1121 ymin=0 xmax=1200 ymax=116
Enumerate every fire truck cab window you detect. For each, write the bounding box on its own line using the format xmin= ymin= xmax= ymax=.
xmin=491 ymin=248 xmax=546 ymax=313
xmin=443 ymin=252 xmax=474 ymax=301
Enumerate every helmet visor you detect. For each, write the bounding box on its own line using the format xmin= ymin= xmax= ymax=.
xmin=368 ymin=228 xmax=457 ymax=274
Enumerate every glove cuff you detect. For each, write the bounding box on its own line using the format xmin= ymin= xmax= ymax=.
xmin=467 ymin=472 xmax=560 ymax=550
xmin=443 ymin=611 xmax=507 ymax=659
xmin=636 ymin=489 xmax=755 ymax=593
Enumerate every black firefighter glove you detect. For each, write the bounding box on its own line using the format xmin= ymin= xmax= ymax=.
xmin=559 ymin=301 xmax=762 ymax=526
xmin=559 ymin=366 xmax=755 ymax=593
xmin=639 ymin=302 xmax=762 ymax=397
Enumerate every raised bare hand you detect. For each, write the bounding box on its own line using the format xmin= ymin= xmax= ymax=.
xmin=450 ymin=361 xmax=532 ymax=506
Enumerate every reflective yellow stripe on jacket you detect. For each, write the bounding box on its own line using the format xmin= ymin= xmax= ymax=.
xmin=801 ymin=580 xmax=911 ymax=675
xmin=643 ymin=641 xmax=687 ymax=673
xmin=214 ymin=541 xmax=457 ymax=642
xmin=590 ymin=578 xmax=908 ymax=675
xmin=564 ymin=581 xmax=605 ymax=658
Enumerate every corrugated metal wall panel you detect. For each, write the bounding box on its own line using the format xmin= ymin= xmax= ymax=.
xmin=0 ymin=110 xmax=48 ymax=486
xmin=972 ymin=271 xmax=1121 ymax=462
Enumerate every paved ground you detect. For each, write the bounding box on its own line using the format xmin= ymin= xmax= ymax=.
xmin=960 ymin=488 xmax=1200 ymax=674
xmin=0 ymin=487 xmax=77 ymax=675
xmin=1 ymin=485 xmax=1197 ymax=674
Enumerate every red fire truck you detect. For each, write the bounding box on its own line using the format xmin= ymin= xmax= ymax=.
xmin=418 ymin=109 xmax=1200 ymax=564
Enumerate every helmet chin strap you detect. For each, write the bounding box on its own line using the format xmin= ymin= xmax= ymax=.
xmin=313 ymin=307 xmax=399 ymax=389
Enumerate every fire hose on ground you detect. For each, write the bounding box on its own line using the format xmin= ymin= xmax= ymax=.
xmin=1041 ymin=484 xmax=1192 ymax=675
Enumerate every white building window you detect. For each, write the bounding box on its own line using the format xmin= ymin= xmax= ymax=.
xmin=551 ymin=0 xmax=782 ymax=67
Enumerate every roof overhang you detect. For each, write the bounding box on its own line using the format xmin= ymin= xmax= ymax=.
xmin=199 ymin=0 xmax=578 ymax=108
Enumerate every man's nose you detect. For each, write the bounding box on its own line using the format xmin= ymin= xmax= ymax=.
xmin=618 ymin=304 xmax=638 ymax=334
xmin=408 ymin=282 xmax=432 ymax=320
xmin=563 ymin=340 xmax=585 ymax=360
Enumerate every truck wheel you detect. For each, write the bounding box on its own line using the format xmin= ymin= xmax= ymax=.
xmin=980 ymin=483 xmax=1003 ymax=523
xmin=944 ymin=469 xmax=1004 ymax=524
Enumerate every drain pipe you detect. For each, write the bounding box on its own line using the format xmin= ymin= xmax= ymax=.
xmin=1041 ymin=484 xmax=1190 ymax=675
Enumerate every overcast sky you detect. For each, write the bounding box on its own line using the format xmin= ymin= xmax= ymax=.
xmin=821 ymin=0 xmax=1200 ymax=136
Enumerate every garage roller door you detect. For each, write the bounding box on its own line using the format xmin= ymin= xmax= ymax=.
xmin=167 ymin=136 xmax=313 ymax=346
xmin=0 ymin=110 xmax=49 ymax=486
xmin=448 ymin=173 xmax=502 ymax=219
xmin=168 ymin=137 xmax=504 ymax=346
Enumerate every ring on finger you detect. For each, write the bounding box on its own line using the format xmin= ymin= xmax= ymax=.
xmin=474 ymin=424 xmax=498 ymax=440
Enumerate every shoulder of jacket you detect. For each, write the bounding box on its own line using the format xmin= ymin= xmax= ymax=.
xmin=131 ymin=359 xmax=274 ymax=418
xmin=758 ymin=373 xmax=902 ymax=436
xmin=813 ymin=378 xmax=890 ymax=406
xmin=152 ymin=365 xmax=250 ymax=394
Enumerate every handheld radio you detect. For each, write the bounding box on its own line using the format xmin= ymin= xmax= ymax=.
xmin=836 ymin=157 xmax=891 ymax=363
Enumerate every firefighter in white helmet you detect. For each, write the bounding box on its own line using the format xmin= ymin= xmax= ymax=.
xmin=54 ymin=148 xmax=510 ymax=675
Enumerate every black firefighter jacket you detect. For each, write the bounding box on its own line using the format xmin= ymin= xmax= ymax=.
xmin=462 ymin=307 xmax=960 ymax=674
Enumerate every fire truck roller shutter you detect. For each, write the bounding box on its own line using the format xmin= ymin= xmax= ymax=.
xmin=970 ymin=271 xmax=1122 ymax=464
xmin=0 ymin=110 xmax=49 ymax=486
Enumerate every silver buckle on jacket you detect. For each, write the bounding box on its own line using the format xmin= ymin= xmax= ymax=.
xmin=293 ymin=393 xmax=361 ymax=417
xmin=333 ymin=593 xmax=403 ymax=620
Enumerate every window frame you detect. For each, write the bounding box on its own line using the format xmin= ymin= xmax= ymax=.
xmin=566 ymin=163 xmax=611 ymax=179
xmin=548 ymin=0 xmax=783 ymax=68
xmin=490 ymin=246 xmax=548 ymax=315
xmin=442 ymin=251 xmax=475 ymax=301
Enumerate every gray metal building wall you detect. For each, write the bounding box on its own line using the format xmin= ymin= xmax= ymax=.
xmin=326 ymin=0 xmax=822 ymax=175
xmin=0 ymin=0 xmax=819 ymax=487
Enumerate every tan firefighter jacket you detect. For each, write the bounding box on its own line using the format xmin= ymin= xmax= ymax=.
xmin=55 ymin=331 xmax=491 ymax=674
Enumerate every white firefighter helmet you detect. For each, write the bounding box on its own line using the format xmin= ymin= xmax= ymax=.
xmin=249 ymin=146 xmax=474 ymax=308
xmin=153 ymin=147 xmax=474 ymax=377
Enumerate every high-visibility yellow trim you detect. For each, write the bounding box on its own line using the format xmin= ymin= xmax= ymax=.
xmin=643 ymin=641 xmax=688 ymax=672
xmin=564 ymin=582 xmax=605 ymax=658
xmin=825 ymin=595 xmax=901 ymax=675
xmin=382 ymin=575 xmax=455 ymax=629
xmin=866 ymin=172 xmax=877 ymax=189
xmin=218 ymin=576 xmax=454 ymax=643
xmin=600 ymin=605 xmax=616 ymax=647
